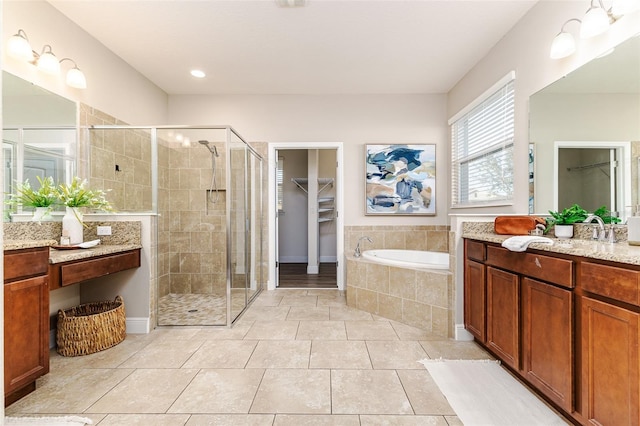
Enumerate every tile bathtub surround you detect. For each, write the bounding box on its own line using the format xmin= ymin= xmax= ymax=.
xmin=345 ymin=225 xmax=450 ymax=254
xmin=5 ymin=288 xmax=498 ymax=424
xmin=346 ymin=257 xmax=452 ymax=337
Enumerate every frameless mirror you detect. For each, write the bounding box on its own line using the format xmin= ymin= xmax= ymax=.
xmin=529 ymin=35 xmax=640 ymax=221
xmin=3 ymin=72 xmax=77 ymax=220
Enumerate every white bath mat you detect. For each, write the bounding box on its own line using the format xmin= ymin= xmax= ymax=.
xmin=4 ymin=416 xmax=92 ymax=426
xmin=419 ymin=359 xmax=569 ymax=426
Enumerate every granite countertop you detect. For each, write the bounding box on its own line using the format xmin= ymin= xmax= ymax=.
xmin=49 ymin=244 xmax=142 ymax=264
xmin=4 ymin=239 xmax=57 ymax=251
xmin=463 ymin=232 xmax=640 ymax=266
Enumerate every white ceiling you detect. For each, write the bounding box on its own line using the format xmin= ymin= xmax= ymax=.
xmin=48 ymin=0 xmax=537 ymax=96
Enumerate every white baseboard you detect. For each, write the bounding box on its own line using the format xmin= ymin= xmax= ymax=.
xmin=455 ymin=324 xmax=475 ymax=341
xmin=126 ymin=317 xmax=150 ymax=334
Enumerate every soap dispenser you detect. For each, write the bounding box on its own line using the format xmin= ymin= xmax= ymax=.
xmin=628 ymin=206 xmax=640 ymax=246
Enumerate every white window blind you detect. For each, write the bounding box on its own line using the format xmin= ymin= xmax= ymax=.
xmin=450 ymin=72 xmax=515 ymax=207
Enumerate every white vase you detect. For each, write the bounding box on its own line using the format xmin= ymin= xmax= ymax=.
xmin=32 ymin=207 xmax=51 ymax=223
xmin=62 ymin=207 xmax=84 ymax=245
xmin=554 ymin=224 xmax=573 ymax=239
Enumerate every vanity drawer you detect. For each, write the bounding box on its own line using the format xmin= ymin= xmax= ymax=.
xmin=581 ymin=262 xmax=640 ymax=306
xmin=466 ymin=240 xmax=485 ymax=262
xmin=56 ymin=250 xmax=140 ymax=288
xmin=4 ymin=247 xmax=49 ymax=282
xmin=486 ymin=246 xmax=574 ymax=288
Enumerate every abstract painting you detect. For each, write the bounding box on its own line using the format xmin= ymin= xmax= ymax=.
xmin=365 ymin=144 xmax=436 ymax=215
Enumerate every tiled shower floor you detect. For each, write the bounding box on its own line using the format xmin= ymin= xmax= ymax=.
xmin=157 ymin=290 xmax=257 ymax=326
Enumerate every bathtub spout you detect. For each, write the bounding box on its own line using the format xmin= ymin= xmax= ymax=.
xmin=355 ymin=236 xmax=373 ymax=258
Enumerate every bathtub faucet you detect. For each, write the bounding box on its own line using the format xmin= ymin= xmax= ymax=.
xmin=355 ymin=236 xmax=373 ymax=258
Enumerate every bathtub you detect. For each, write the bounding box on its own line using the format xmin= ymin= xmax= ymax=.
xmin=361 ymin=249 xmax=449 ymax=270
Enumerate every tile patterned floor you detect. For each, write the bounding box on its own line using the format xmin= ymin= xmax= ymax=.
xmin=6 ymin=289 xmax=496 ymax=425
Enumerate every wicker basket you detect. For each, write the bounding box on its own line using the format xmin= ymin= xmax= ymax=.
xmin=56 ymin=295 xmax=126 ymax=357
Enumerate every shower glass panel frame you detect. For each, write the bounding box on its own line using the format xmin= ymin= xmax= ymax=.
xmin=88 ymin=125 xmax=264 ymax=327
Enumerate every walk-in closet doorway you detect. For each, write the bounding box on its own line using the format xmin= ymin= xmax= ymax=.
xmin=268 ymin=142 xmax=344 ymax=290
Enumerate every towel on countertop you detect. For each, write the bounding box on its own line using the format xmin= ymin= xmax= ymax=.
xmin=501 ymin=236 xmax=554 ymax=252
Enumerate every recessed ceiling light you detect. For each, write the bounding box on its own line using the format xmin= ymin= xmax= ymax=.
xmin=190 ymin=69 xmax=206 ymax=78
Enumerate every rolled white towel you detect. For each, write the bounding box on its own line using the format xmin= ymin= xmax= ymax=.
xmin=501 ymin=236 xmax=554 ymax=252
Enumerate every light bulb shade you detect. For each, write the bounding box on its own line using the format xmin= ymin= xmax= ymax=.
xmin=37 ymin=51 xmax=60 ymax=75
xmin=66 ymin=67 xmax=87 ymax=89
xmin=550 ymin=31 xmax=577 ymax=59
xmin=580 ymin=6 xmax=610 ymax=38
xmin=612 ymin=0 xmax=640 ymax=15
xmin=7 ymin=32 xmax=33 ymax=62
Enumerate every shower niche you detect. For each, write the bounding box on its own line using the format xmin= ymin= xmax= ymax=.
xmin=88 ymin=125 xmax=265 ymax=327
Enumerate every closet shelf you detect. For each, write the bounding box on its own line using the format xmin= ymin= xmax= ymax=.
xmin=291 ymin=177 xmax=334 ymax=195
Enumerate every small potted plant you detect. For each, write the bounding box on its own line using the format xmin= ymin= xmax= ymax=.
xmin=592 ymin=205 xmax=621 ymax=224
xmin=545 ymin=204 xmax=588 ymax=238
xmin=5 ymin=176 xmax=58 ymax=222
xmin=56 ymin=177 xmax=113 ymax=244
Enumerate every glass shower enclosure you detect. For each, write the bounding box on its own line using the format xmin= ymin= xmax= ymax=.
xmin=88 ymin=125 xmax=264 ymax=326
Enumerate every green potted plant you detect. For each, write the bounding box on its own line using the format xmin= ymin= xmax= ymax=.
xmin=56 ymin=177 xmax=113 ymax=244
xmin=592 ymin=205 xmax=621 ymax=224
xmin=546 ymin=204 xmax=588 ymax=238
xmin=5 ymin=176 xmax=58 ymax=222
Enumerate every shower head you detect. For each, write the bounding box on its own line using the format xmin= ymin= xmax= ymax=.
xmin=198 ymin=140 xmax=218 ymax=156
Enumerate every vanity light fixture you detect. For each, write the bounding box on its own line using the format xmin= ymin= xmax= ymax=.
xmin=5 ymin=29 xmax=87 ymax=89
xmin=550 ymin=0 xmax=639 ymax=59
xmin=550 ymin=19 xmax=581 ymax=59
xmin=190 ymin=69 xmax=206 ymax=78
xmin=580 ymin=0 xmax=611 ymax=38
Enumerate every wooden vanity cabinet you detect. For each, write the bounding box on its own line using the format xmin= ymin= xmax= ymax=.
xmin=464 ymin=240 xmax=486 ymax=342
xmin=486 ymin=266 xmax=520 ymax=369
xmin=580 ymin=261 xmax=640 ymax=426
xmin=4 ymin=246 xmax=50 ymax=407
xmin=464 ymin=240 xmax=575 ymax=419
xmin=522 ymin=277 xmax=573 ymax=413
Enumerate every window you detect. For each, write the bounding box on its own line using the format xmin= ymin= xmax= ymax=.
xmin=450 ymin=71 xmax=515 ymax=207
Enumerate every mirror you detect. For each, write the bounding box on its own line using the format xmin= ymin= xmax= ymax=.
xmin=529 ymin=35 xmax=640 ymax=221
xmin=3 ymin=72 xmax=78 ymax=220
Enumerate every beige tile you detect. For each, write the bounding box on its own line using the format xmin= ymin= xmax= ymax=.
xmin=345 ymin=321 xmax=399 ymax=340
xmin=402 ymin=300 xmax=432 ymax=331
xmin=5 ymin=368 xmax=134 ymax=415
xmin=329 ymin=306 xmax=374 ymax=321
xmin=250 ymin=369 xmax=331 ymax=414
xmin=279 ymin=295 xmax=319 ymax=306
xmin=287 ymin=306 xmax=330 ymax=320
xmin=316 ymin=294 xmax=348 ymax=307
xmin=96 ymin=414 xmax=191 ymax=425
xmin=309 ymin=341 xmax=372 ymax=369
xmin=396 ymin=370 xmax=456 ymax=415
xmin=183 ymin=340 xmax=258 ymax=368
xmin=420 ymin=340 xmax=493 ymax=360
xmin=359 ymin=415 xmax=449 ymax=425
xmin=252 ymin=294 xmax=284 ymax=307
xmin=246 ymin=340 xmax=311 ymax=368
xmin=86 ymin=369 xmax=198 ymax=413
xmin=443 ymin=416 xmax=464 ymax=426
xmin=244 ymin=321 xmax=300 ymax=340
xmin=389 ymin=321 xmax=439 ymax=341
xmin=331 ymin=370 xmax=413 ymax=414
xmin=355 ymin=288 xmax=378 ymax=314
xmin=274 ymin=414 xmax=360 ymax=425
xmin=118 ymin=338 xmax=204 ymax=368
xmin=193 ymin=322 xmax=252 ymax=340
xmin=241 ymin=306 xmax=291 ymax=321
xmin=296 ymin=321 xmax=347 ymax=340
xmin=377 ymin=294 xmax=403 ymax=323
xmin=365 ymin=264 xmax=390 ymax=294
xmin=168 ymin=369 xmax=264 ymax=414
xmin=366 ymin=341 xmax=428 ymax=369
xmin=186 ymin=414 xmax=276 ymax=425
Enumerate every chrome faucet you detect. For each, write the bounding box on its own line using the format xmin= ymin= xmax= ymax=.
xmin=354 ymin=236 xmax=373 ymax=257
xmin=583 ymin=214 xmax=607 ymax=241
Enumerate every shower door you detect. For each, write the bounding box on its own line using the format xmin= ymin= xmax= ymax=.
xmin=228 ymin=130 xmax=263 ymax=323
